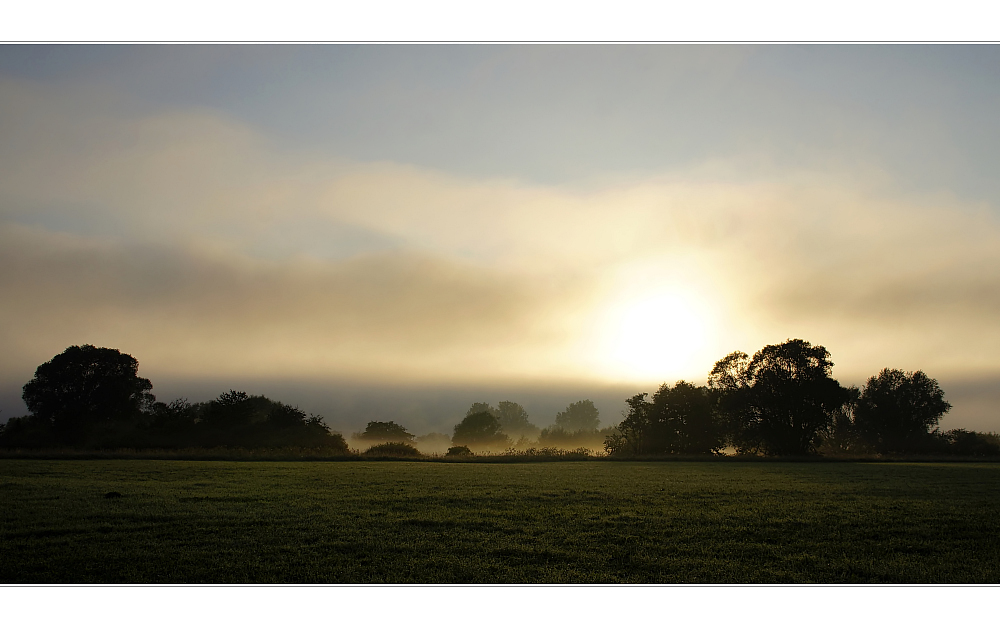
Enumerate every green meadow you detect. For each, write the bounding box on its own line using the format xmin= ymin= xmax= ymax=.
xmin=2 ymin=459 xmax=999 ymax=583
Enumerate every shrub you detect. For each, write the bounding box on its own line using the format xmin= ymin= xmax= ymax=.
xmin=446 ymin=445 xmax=472 ymax=456
xmin=354 ymin=421 xmax=415 ymax=443
xmin=363 ymin=441 xmax=422 ymax=457
xmin=944 ymin=430 xmax=1000 ymax=457
xmin=0 ymin=415 xmax=54 ymax=449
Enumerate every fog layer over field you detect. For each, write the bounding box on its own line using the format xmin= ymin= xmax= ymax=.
xmin=2 ymin=375 xmax=994 ymax=442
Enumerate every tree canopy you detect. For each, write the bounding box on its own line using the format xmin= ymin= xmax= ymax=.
xmin=5 ymin=346 xmax=346 ymax=451
xmin=357 ymin=421 xmax=415 ymax=442
xmin=607 ymin=383 xmax=722 ymax=455
xmin=453 ymin=411 xmax=509 ymax=449
xmin=21 ymin=344 xmax=154 ymax=444
xmin=853 ymin=368 xmax=951 ymax=454
xmin=466 ymin=402 xmax=498 ymax=418
xmin=554 ymin=400 xmax=600 ymax=432
xmin=1 ymin=342 xmax=972 ymax=458
xmin=709 ymin=339 xmax=849 ymax=456
xmin=651 ymin=381 xmax=723 ymax=454
xmin=496 ymin=400 xmax=538 ymax=438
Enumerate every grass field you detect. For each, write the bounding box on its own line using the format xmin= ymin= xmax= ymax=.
xmin=2 ymin=459 xmax=999 ymax=583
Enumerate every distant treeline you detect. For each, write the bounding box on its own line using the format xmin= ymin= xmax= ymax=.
xmin=352 ymin=398 xmax=614 ymax=456
xmin=2 ymin=342 xmax=998 ymax=458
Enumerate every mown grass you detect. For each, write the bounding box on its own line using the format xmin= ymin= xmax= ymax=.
xmin=2 ymin=460 xmax=999 ymax=583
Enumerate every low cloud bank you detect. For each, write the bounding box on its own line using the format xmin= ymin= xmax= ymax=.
xmin=2 ymin=78 xmax=1000 ymax=423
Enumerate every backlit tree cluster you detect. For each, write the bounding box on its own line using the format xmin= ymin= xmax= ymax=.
xmin=604 ymin=338 xmax=989 ymax=457
xmin=1 ymin=345 xmax=347 ymax=451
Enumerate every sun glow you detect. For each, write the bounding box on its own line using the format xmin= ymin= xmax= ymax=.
xmin=595 ymin=290 xmax=713 ymax=382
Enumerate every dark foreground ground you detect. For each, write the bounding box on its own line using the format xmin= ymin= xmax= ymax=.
xmin=2 ymin=459 xmax=999 ymax=583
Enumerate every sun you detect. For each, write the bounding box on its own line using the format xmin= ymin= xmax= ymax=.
xmin=597 ymin=291 xmax=711 ymax=382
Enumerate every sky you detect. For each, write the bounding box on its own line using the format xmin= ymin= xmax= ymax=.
xmin=2 ymin=44 xmax=1000 ymax=433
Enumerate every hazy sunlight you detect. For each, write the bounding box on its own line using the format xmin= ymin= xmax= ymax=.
xmin=598 ymin=291 xmax=711 ymax=382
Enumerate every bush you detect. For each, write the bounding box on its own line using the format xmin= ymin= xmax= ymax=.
xmin=353 ymin=421 xmax=415 ymax=443
xmin=0 ymin=415 xmax=54 ymax=448
xmin=944 ymin=430 xmax=1000 ymax=457
xmin=446 ymin=445 xmax=472 ymax=456
xmin=363 ymin=441 xmax=422 ymax=457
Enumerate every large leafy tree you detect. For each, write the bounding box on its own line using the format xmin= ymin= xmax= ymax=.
xmin=453 ymin=411 xmax=509 ymax=449
xmin=554 ymin=400 xmax=600 ymax=432
xmin=709 ymin=339 xmax=848 ymax=456
xmin=22 ymin=345 xmax=154 ymax=444
xmin=496 ymin=400 xmax=538 ymax=439
xmin=650 ymin=381 xmax=723 ymax=454
xmin=853 ymin=368 xmax=951 ymax=454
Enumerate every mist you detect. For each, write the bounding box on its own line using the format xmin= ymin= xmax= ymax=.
xmin=3 ymin=46 xmax=1000 ymax=434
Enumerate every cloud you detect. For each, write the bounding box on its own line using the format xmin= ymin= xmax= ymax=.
xmin=0 ymin=223 xmax=581 ymax=384
xmin=3 ymin=76 xmax=1000 ymax=410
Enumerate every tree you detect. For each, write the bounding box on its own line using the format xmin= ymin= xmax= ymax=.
xmin=605 ymin=393 xmax=652 ymax=455
xmin=148 ymin=398 xmax=199 ymax=431
xmin=196 ymin=390 xmax=342 ymax=449
xmin=708 ymin=339 xmax=848 ymax=456
xmin=853 ymin=368 xmax=951 ymax=454
xmin=0 ymin=414 xmax=54 ymax=448
xmin=554 ymin=400 xmax=600 ymax=432
xmin=496 ymin=401 xmax=539 ymax=439
xmin=201 ymin=390 xmax=261 ymax=429
xmin=650 ymin=381 xmax=723 ymax=454
xmin=266 ymin=402 xmax=309 ymax=427
xmin=816 ymin=385 xmax=864 ymax=455
xmin=605 ymin=384 xmax=723 ymax=456
xmin=453 ymin=411 xmax=510 ymax=449
xmin=357 ymin=420 xmax=415 ymax=442
xmin=465 ymin=402 xmax=498 ymax=418
xmin=22 ymin=345 xmax=154 ymax=444
xmin=943 ymin=429 xmax=1000 ymax=457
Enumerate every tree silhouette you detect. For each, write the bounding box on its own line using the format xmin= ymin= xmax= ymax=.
xmin=266 ymin=402 xmax=309 ymax=427
xmin=853 ymin=368 xmax=951 ymax=454
xmin=358 ymin=420 xmax=415 ymax=442
xmin=465 ymin=402 xmax=498 ymax=418
xmin=606 ymin=393 xmax=653 ymax=455
xmin=554 ymin=400 xmax=600 ymax=432
xmin=943 ymin=429 xmax=1000 ymax=457
xmin=191 ymin=390 xmax=344 ymax=449
xmin=606 ymin=383 xmax=722 ymax=455
xmin=816 ymin=385 xmax=863 ymax=455
xmin=22 ymin=345 xmax=154 ymax=444
xmin=453 ymin=411 xmax=509 ymax=449
xmin=709 ymin=339 xmax=848 ymax=456
xmin=496 ymin=400 xmax=538 ymax=439
xmin=201 ymin=390 xmax=260 ymax=429
xmin=651 ymin=381 xmax=723 ymax=454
